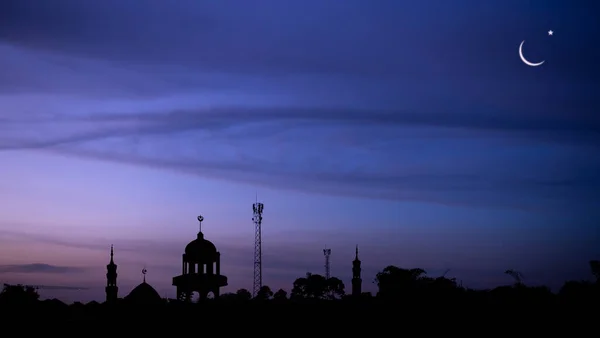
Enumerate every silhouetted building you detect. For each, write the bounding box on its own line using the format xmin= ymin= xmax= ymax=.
xmin=352 ymin=245 xmax=362 ymax=297
xmin=172 ymin=229 xmax=228 ymax=302
xmin=124 ymin=272 xmax=163 ymax=305
xmin=104 ymin=246 xmax=162 ymax=305
xmin=105 ymin=245 xmax=118 ymax=303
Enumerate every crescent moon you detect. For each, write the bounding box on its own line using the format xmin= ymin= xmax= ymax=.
xmin=519 ymin=40 xmax=544 ymax=67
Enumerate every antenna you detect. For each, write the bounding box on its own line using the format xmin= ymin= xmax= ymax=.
xmin=197 ymin=215 xmax=204 ymax=233
xmin=252 ymin=198 xmax=264 ymax=297
xmin=323 ymin=247 xmax=331 ymax=280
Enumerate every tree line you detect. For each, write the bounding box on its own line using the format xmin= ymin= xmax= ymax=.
xmin=225 ymin=260 xmax=599 ymax=303
xmin=2 ymin=260 xmax=599 ymax=307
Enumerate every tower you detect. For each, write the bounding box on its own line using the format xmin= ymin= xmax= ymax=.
xmin=172 ymin=216 xmax=228 ymax=302
xmin=252 ymin=201 xmax=264 ymax=297
xmin=323 ymin=248 xmax=331 ymax=280
xmin=352 ymin=245 xmax=362 ymax=297
xmin=105 ymin=245 xmax=118 ymax=303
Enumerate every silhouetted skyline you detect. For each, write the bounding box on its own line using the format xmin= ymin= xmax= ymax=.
xmin=0 ymin=1 xmax=599 ymax=303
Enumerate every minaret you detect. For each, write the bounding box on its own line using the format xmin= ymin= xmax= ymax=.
xmin=352 ymin=245 xmax=362 ymax=297
xmin=105 ymin=245 xmax=118 ymax=303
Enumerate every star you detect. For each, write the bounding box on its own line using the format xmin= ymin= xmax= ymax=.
xmin=548 ymin=30 xmax=554 ymax=36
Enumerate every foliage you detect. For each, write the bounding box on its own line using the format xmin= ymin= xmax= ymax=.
xmin=2 ymin=260 xmax=600 ymax=310
xmin=0 ymin=284 xmax=40 ymax=305
xmin=235 ymin=288 xmax=252 ymax=301
xmin=254 ymin=285 xmax=273 ymax=300
xmin=374 ymin=265 xmax=427 ymax=298
xmin=273 ymin=288 xmax=288 ymax=301
xmin=590 ymin=260 xmax=600 ymax=283
xmin=291 ymin=273 xmax=345 ymax=300
xmin=505 ymin=269 xmax=524 ymax=286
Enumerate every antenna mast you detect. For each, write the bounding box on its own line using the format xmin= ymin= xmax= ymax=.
xmin=252 ymin=198 xmax=264 ymax=297
xmin=323 ymin=247 xmax=331 ymax=280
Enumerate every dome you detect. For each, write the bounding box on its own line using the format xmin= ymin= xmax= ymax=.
xmin=125 ymin=282 xmax=162 ymax=304
xmin=184 ymin=232 xmax=218 ymax=261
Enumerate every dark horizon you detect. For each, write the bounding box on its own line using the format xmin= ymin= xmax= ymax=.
xmin=0 ymin=0 xmax=599 ymax=304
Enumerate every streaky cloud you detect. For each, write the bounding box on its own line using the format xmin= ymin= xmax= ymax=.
xmin=0 ymin=105 xmax=598 ymax=210
xmin=0 ymin=28 xmax=598 ymax=211
xmin=0 ymin=263 xmax=85 ymax=274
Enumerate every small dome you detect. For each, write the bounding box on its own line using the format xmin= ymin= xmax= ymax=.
xmin=125 ymin=282 xmax=162 ymax=304
xmin=185 ymin=232 xmax=218 ymax=261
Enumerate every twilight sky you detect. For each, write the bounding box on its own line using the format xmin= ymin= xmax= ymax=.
xmin=0 ymin=0 xmax=599 ymax=303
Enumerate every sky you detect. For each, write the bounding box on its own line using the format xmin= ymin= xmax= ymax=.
xmin=0 ymin=0 xmax=599 ymax=303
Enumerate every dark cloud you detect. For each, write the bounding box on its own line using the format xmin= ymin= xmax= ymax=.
xmin=0 ymin=227 xmax=329 ymax=273
xmin=1 ymin=0 xmax=598 ymax=87
xmin=0 ymin=1 xmax=421 ymax=77
xmin=0 ymin=263 xmax=85 ymax=274
xmin=0 ymin=1 xmax=598 ymax=212
xmin=0 ymin=105 xmax=598 ymax=210
xmin=6 ymin=106 xmax=600 ymax=134
xmin=25 ymin=285 xmax=89 ymax=291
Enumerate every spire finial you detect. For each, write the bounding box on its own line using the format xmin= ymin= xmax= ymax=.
xmin=355 ymin=245 xmax=359 ymax=259
xmin=197 ymin=215 xmax=204 ymax=233
xmin=142 ymin=267 xmax=147 ymax=283
xmin=109 ymin=245 xmax=114 ymax=263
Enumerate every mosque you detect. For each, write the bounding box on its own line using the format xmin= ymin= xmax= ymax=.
xmin=104 ymin=216 xmax=228 ymax=304
xmin=103 ymin=216 xmax=363 ymax=303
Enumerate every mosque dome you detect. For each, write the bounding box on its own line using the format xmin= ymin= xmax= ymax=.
xmin=184 ymin=232 xmax=218 ymax=262
xmin=125 ymin=282 xmax=162 ymax=304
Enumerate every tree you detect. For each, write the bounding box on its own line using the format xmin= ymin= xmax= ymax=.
xmin=273 ymin=289 xmax=288 ymax=301
xmin=255 ymin=285 xmax=273 ymax=301
xmin=559 ymin=280 xmax=597 ymax=304
xmin=431 ymin=276 xmax=459 ymax=291
xmin=361 ymin=291 xmax=373 ymax=298
xmin=374 ymin=265 xmax=427 ymax=299
xmin=291 ymin=273 xmax=346 ymax=300
xmin=325 ymin=277 xmax=345 ymax=299
xmin=219 ymin=292 xmax=238 ymax=302
xmin=590 ymin=260 xmax=600 ymax=283
xmin=0 ymin=284 xmax=40 ymax=305
xmin=235 ymin=288 xmax=252 ymax=301
xmin=505 ymin=269 xmax=524 ymax=286
xmin=291 ymin=273 xmax=329 ymax=299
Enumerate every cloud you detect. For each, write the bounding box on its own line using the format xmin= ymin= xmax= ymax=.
xmin=0 ymin=1 xmax=426 ymax=77
xmin=0 ymin=3 xmax=598 ymax=211
xmin=0 ymin=227 xmax=341 ymax=273
xmin=33 ymin=285 xmax=89 ymax=291
xmin=0 ymin=103 xmax=599 ymax=210
xmin=0 ymin=263 xmax=85 ymax=274
xmin=2 ymin=1 xmax=598 ymax=82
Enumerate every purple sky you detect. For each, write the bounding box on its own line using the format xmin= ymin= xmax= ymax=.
xmin=0 ymin=0 xmax=599 ymax=303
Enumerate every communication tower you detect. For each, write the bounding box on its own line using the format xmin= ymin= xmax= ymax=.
xmin=252 ymin=200 xmax=264 ymax=297
xmin=323 ymin=248 xmax=331 ymax=280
